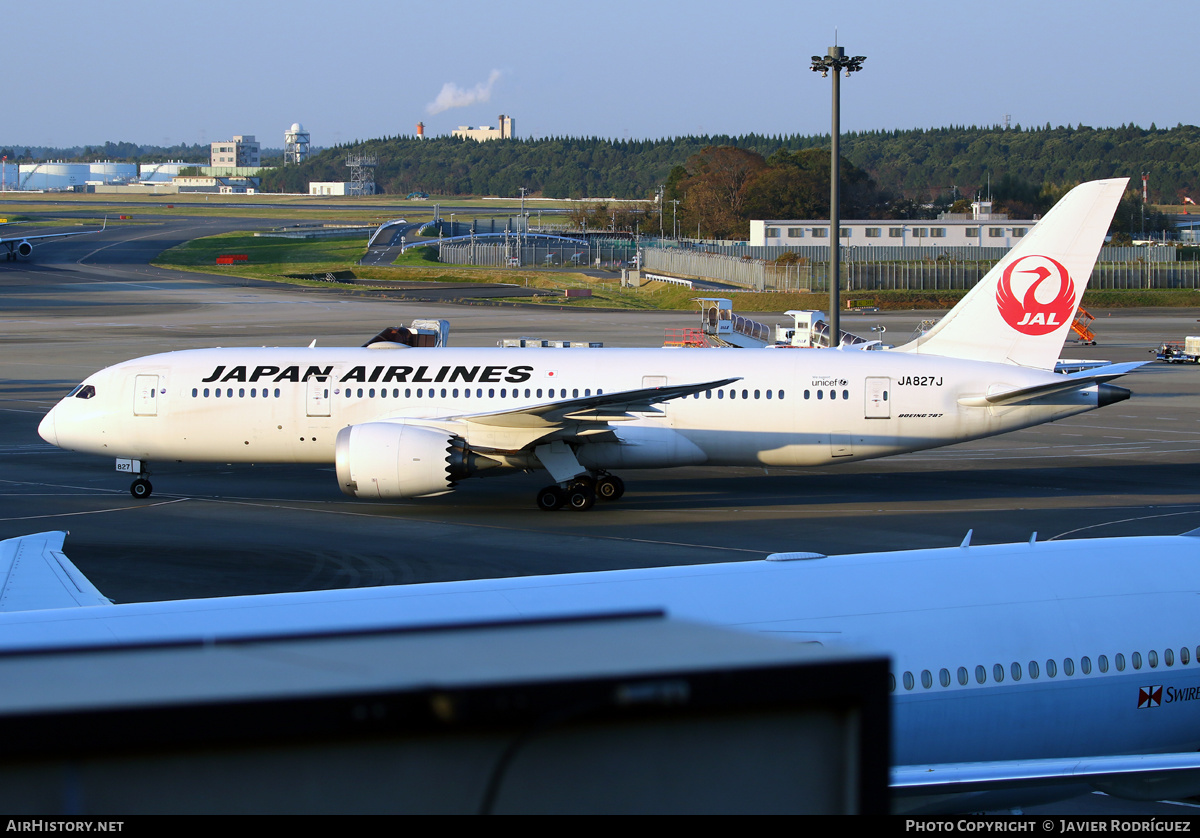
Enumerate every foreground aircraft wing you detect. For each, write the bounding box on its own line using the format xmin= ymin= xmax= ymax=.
xmin=460 ymin=377 xmax=743 ymax=429
xmin=0 ymin=532 xmax=110 ymax=612
xmin=893 ymin=751 xmax=1200 ymax=807
xmin=957 ymin=361 xmax=1144 ymax=407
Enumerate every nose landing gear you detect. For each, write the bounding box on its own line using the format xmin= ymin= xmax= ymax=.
xmin=118 ymin=459 xmax=153 ymax=499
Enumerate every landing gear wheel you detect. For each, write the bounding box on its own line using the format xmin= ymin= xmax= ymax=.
xmin=595 ymin=475 xmax=625 ymax=502
xmin=536 ymin=485 xmax=565 ymax=511
xmin=566 ymin=485 xmax=596 ymax=511
xmin=130 ymin=478 xmax=153 ymax=499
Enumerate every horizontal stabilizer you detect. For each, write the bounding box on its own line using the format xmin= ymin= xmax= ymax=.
xmin=0 ymin=532 xmax=110 ymax=612
xmin=957 ymin=362 xmax=1143 ymax=407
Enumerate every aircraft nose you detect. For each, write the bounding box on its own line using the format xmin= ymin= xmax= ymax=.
xmin=38 ymin=409 xmax=57 ymax=446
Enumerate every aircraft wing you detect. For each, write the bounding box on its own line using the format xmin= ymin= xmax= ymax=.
xmin=386 ymin=376 xmax=744 ymax=456
xmin=460 ymin=377 xmax=743 ymax=430
xmin=0 ymin=218 xmax=106 ymax=247
xmin=2 ymin=229 xmax=102 ymax=244
xmin=893 ymin=751 xmax=1200 ymax=805
xmin=957 ymin=362 xmax=1144 ymax=407
xmin=0 ymin=532 xmax=111 ymax=612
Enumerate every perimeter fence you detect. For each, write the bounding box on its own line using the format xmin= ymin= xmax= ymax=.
xmin=439 ymin=241 xmax=637 ymax=270
xmin=641 ymin=248 xmax=1200 ymax=293
xmin=437 ymin=240 xmax=1200 ymax=292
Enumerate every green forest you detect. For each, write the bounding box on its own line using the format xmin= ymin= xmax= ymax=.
xmin=261 ymin=123 xmax=1200 ymax=205
xmin=12 ymin=123 xmax=1191 ymax=240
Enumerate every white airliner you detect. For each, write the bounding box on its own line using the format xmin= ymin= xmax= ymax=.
xmin=0 ymin=217 xmax=105 ymax=261
xmin=6 ymin=528 xmax=1200 ymax=814
xmin=38 ymin=179 xmax=1137 ymax=509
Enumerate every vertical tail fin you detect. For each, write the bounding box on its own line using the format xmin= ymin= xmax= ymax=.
xmin=894 ymin=178 xmax=1127 ymax=369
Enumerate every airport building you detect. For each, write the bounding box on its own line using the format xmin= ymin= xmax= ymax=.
xmin=210 ymin=135 xmax=261 ymax=168
xmin=750 ymin=201 xmax=1036 ymax=249
xmin=173 ymin=175 xmax=260 ymax=194
xmin=309 ymin=182 xmax=353 ymax=196
xmin=452 ymin=115 xmax=514 ymax=142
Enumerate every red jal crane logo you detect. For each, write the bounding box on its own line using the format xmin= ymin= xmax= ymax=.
xmin=995 ymin=255 xmax=1077 ymax=336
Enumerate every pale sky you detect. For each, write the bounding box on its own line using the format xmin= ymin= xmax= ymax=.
xmin=12 ymin=0 xmax=1194 ymax=149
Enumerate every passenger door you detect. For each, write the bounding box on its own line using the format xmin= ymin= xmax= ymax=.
xmin=306 ymin=376 xmax=332 ymax=417
xmin=865 ymin=376 xmax=890 ymax=419
xmin=133 ymin=375 xmax=159 ymax=416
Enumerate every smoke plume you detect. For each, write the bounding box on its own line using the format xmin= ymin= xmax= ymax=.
xmin=426 ymin=70 xmax=502 ymax=115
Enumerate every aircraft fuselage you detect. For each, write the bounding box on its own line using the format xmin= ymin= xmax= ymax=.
xmin=40 ymin=345 xmax=1115 ymax=472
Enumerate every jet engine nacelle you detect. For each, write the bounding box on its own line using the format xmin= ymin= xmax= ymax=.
xmin=334 ymin=422 xmax=457 ymax=499
xmin=16 ymin=241 xmax=32 ymax=258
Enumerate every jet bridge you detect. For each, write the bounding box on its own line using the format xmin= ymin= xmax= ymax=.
xmin=679 ymin=299 xmax=872 ymax=349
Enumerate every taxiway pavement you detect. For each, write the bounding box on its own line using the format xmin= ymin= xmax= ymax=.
xmin=2 ymin=217 xmax=1199 ymax=610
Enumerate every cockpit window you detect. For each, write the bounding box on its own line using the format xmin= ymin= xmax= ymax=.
xmin=73 ymin=385 xmax=96 ymax=400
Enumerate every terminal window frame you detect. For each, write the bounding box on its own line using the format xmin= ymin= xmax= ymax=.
xmin=888 ymin=228 xmax=904 ymax=238
xmin=766 ymin=227 xmax=781 ymax=239
xmin=864 ymin=228 xmax=882 ymax=238
xmin=787 ymin=227 xmax=804 ymax=238
xmin=811 ymin=228 xmax=829 ymax=238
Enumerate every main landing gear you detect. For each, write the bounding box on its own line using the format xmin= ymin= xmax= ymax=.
xmin=536 ymin=472 xmax=625 ymax=512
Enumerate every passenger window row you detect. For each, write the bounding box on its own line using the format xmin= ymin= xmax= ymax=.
xmin=891 ymin=646 xmax=1193 ymax=692
xmin=694 ymin=389 xmax=784 ymax=400
xmin=193 ymin=387 xmax=281 ymax=398
xmin=340 ymin=387 xmax=601 ymax=400
xmin=805 ymin=389 xmax=850 ymax=401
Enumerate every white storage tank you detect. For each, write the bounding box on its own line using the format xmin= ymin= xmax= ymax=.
xmin=0 ymin=162 xmax=18 ymax=190
xmin=18 ymin=162 xmax=90 ymax=190
xmin=138 ymin=162 xmax=195 ymax=183
xmin=88 ymin=162 xmax=136 ymax=184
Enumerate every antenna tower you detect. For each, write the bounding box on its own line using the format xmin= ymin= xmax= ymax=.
xmin=345 ymin=154 xmax=377 ymax=196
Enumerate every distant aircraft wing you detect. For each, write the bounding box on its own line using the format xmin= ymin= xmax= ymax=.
xmin=2 ymin=229 xmax=102 ymax=244
xmin=957 ymin=361 xmax=1144 ymax=407
xmin=0 ymin=218 xmax=106 ymax=250
xmin=893 ymin=751 xmax=1200 ymax=805
xmin=0 ymin=532 xmax=111 ymax=612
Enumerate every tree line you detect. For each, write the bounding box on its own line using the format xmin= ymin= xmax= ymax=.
xmin=260 ymin=123 xmax=1200 ymax=205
